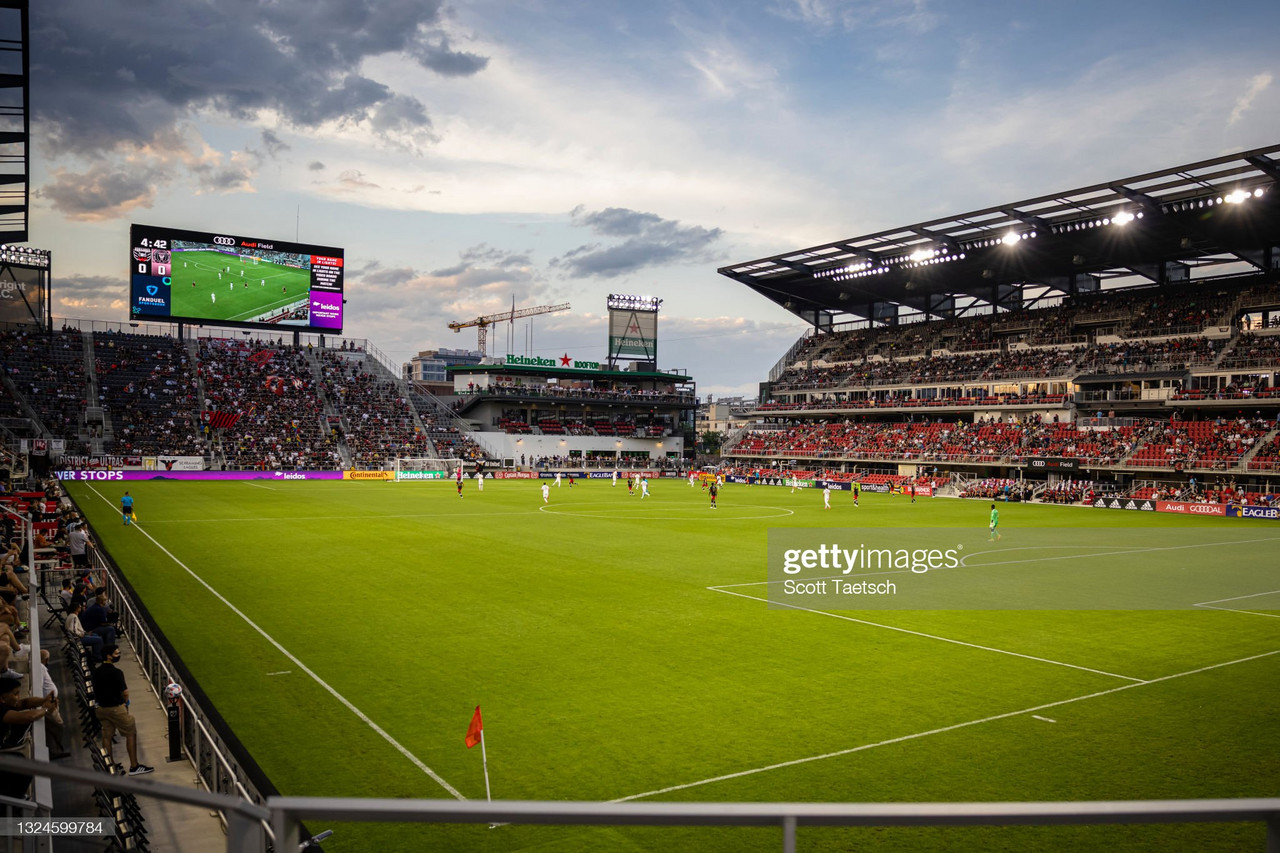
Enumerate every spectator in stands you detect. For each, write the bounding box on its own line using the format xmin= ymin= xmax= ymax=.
xmin=36 ymin=650 xmax=67 ymax=758
xmin=66 ymin=602 xmax=103 ymax=662
xmin=67 ymin=522 xmax=90 ymax=570
xmin=0 ymin=566 xmax=25 ymax=597
xmin=0 ymin=590 xmax=20 ymax=636
xmin=91 ymin=645 xmax=153 ymax=775
xmin=0 ymin=674 xmax=55 ymax=751
xmin=80 ymin=589 xmax=118 ymax=646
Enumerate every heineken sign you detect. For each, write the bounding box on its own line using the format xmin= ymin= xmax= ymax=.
xmin=506 ymin=354 xmax=601 ymax=370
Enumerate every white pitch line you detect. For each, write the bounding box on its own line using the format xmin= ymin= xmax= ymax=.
xmin=242 ymin=481 xmax=277 ymax=491
xmin=84 ymin=484 xmax=466 ymax=800
xmin=1032 ymin=715 xmax=1056 ymax=723
xmin=265 ymin=671 xmax=292 ymax=676
xmin=961 ymin=536 xmax=1280 ymax=569
xmin=708 ymin=585 xmax=1148 ymax=683
xmin=1195 ymin=588 xmax=1280 ymax=606
xmin=1193 ymin=588 xmax=1280 ymax=619
xmin=1194 ymin=605 xmax=1280 ymax=620
xmin=611 ymin=647 xmax=1280 ymax=803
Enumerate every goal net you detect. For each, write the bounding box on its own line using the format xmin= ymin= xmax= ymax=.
xmin=393 ymin=456 xmax=455 ymax=481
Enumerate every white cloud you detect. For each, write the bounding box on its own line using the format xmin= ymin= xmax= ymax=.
xmin=771 ymin=0 xmax=940 ymax=34
xmin=1228 ymin=72 xmax=1273 ymax=127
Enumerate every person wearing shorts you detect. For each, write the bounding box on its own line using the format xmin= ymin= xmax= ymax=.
xmin=91 ymin=645 xmax=153 ymax=775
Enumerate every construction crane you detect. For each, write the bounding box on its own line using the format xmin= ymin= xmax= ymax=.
xmin=448 ymin=302 xmax=571 ymax=356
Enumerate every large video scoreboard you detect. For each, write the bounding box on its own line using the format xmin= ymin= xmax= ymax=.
xmin=129 ymin=224 xmax=344 ymax=333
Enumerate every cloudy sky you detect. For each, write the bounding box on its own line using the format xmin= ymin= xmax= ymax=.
xmin=25 ymin=0 xmax=1280 ymax=396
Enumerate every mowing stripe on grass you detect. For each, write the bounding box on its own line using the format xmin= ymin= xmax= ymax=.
xmin=611 ymin=647 xmax=1280 ymax=803
xmin=143 ymin=509 xmax=547 ymax=523
xmin=707 ymin=585 xmax=1148 ymax=682
xmin=85 ymin=484 xmax=467 ymax=801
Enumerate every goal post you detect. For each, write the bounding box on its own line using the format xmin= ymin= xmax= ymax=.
xmin=393 ymin=456 xmax=454 ymax=481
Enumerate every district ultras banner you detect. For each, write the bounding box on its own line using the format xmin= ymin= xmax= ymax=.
xmin=608 ymin=308 xmax=657 ymax=360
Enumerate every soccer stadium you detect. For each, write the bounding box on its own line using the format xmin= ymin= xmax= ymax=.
xmin=0 ymin=10 xmax=1279 ymax=848
xmin=0 ymin=140 xmax=1271 ymax=851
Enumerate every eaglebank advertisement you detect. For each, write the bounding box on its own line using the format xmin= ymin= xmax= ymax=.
xmin=1228 ymin=504 xmax=1280 ymax=520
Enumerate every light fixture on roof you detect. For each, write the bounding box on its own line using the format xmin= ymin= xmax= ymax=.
xmin=1225 ymin=189 xmax=1249 ymax=205
xmin=1113 ymin=211 xmax=1135 ymax=226
xmin=1001 ymin=232 xmax=1020 ymax=247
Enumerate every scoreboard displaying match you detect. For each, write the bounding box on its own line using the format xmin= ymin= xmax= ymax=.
xmin=128 ymin=224 xmax=344 ymax=333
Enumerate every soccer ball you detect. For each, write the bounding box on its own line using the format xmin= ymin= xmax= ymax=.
xmin=165 ymin=682 xmax=183 ymax=701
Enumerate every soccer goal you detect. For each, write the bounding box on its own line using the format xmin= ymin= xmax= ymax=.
xmin=239 ymin=254 xmax=259 ymax=265
xmin=392 ymin=456 xmax=454 ymax=481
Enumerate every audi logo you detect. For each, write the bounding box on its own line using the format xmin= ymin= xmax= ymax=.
xmin=213 ymin=236 xmax=236 ymax=246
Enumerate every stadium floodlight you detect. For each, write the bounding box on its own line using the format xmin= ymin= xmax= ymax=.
xmin=1225 ymin=189 xmax=1249 ymax=205
xmin=1113 ymin=211 xmax=1136 ymax=226
xmin=607 ymin=293 xmax=663 ymax=312
xmin=1001 ymin=232 xmax=1021 ymax=247
xmin=0 ymin=245 xmax=50 ymax=268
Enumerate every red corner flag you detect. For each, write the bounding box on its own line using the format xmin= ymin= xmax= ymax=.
xmin=465 ymin=706 xmax=483 ymax=749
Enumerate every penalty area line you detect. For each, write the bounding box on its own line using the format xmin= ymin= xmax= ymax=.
xmin=84 ymin=483 xmax=467 ymax=800
xmin=611 ymin=647 xmax=1280 ymax=803
xmin=1194 ymin=588 xmax=1280 ymax=620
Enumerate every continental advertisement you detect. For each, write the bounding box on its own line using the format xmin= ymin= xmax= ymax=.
xmin=343 ymin=470 xmax=396 ymax=481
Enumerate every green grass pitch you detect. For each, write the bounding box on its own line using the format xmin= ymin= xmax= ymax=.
xmin=64 ymin=478 xmax=1280 ymax=852
xmin=169 ymin=249 xmax=311 ymax=323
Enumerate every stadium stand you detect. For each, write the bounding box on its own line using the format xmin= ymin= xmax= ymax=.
xmin=198 ymin=340 xmax=340 ymax=470
xmin=93 ymin=333 xmax=203 ymax=456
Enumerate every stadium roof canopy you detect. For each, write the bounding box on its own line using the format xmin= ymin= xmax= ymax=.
xmin=719 ymin=144 xmax=1280 ymax=330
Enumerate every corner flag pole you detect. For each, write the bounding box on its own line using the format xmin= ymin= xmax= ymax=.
xmin=480 ymin=730 xmax=492 ymax=801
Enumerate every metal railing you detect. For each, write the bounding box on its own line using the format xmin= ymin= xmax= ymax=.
xmin=0 ymin=757 xmax=1276 ymax=853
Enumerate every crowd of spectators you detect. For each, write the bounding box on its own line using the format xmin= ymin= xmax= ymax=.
xmin=959 ymin=478 xmax=1033 ymax=501
xmin=1127 ymin=416 xmax=1270 ymax=470
xmin=729 ymin=415 xmax=1279 ymax=472
xmin=93 ymin=333 xmax=203 ymax=455
xmin=199 ymin=340 xmax=340 ymax=470
xmin=1218 ymin=333 xmax=1280 ymax=369
xmin=1007 ymin=422 xmax=1143 ymax=466
xmin=1078 ymin=337 xmax=1220 ymax=373
xmin=0 ymin=329 xmax=87 ymax=449
xmin=457 ymin=381 xmax=691 ymax=405
xmin=316 ymin=350 xmax=431 ymax=468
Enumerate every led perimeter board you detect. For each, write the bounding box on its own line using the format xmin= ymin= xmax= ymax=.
xmin=129 ymin=224 xmax=344 ymax=333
